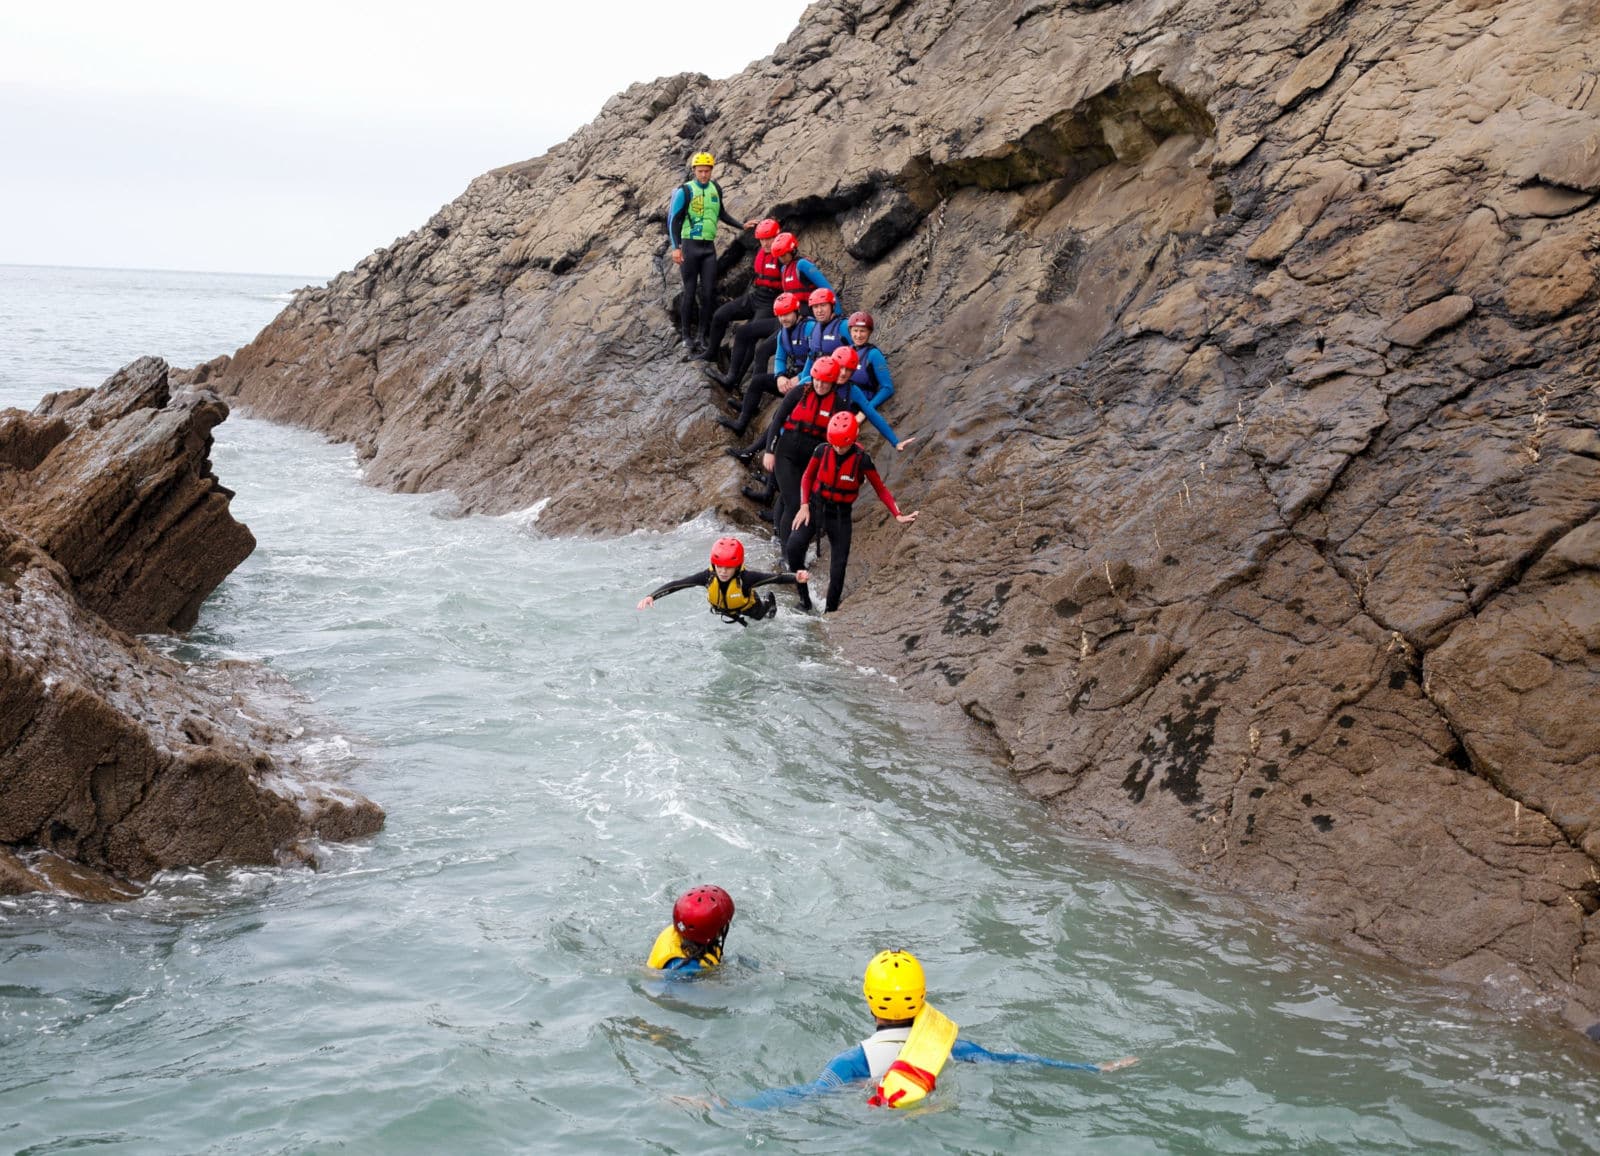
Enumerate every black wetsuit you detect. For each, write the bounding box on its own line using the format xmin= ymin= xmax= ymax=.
xmin=646 ymin=567 xmax=800 ymax=624
xmin=668 ymin=181 xmax=743 ymax=346
xmin=760 ymin=384 xmax=850 ymax=544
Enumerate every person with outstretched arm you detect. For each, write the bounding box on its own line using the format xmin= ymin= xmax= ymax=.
xmin=667 ymin=152 xmax=756 ymax=355
xmin=785 ymin=410 xmax=918 ymax=613
xmin=636 ymin=536 xmax=807 ymax=625
xmin=732 ymin=950 xmax=1137 ymax=1109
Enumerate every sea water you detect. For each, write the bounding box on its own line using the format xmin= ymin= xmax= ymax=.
xmin=0 ymin=264 xmax=1595 ymax=1154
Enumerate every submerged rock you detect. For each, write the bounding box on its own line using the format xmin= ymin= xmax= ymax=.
xmin=204 ymin=0 xmax=1599 ymax=1035
xmin=0 ymin=358 xmax=383 ymax=896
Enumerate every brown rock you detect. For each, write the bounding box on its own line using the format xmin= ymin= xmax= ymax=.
xmin=199 ymin=0 xmax=1600 ymax=1034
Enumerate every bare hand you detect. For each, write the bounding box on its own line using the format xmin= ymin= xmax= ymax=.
xmin=796 ymin=569 xmax=809 ymax=583
xmin=776 ymin=376 xmax=796 ymax=394
xmin=637 ymin=596 xmax=655 ymax=609
xmin=743 ymin=218 xmax=760 ymax=230
xmin=895 ymin=435 xmax=918 ymax=452
xmin=896 ymin=511 xmax=918 ymax=525
xmin=1096 ymin=1056 xmax=1139 ymax=1073
xmin=792 ymin=505 xmax=811 ymax=528
xmin=671 ymin=248 xmax=683 ymax=266
xmin=761 ymin=452 xmax=775 ymax=472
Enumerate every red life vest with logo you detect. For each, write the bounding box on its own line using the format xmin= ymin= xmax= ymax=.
xmin=814 ymin=445 xmax=868 ymax=504
xmin=752 ymin=249 xmax=783 ymax=301
xmin=783 ymin=386 xmax=848 ymax=441
xmin=779 ymin=259 xmax=819 ymax=297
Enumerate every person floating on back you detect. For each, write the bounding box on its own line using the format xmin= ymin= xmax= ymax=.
xmin=636 ymin=536 xmax=807 ymax=625
xmin=735 ymin=950 xmax=1138 ymax=1108
xmin=786 ymin=411 xmax=919 ymax=613
xmin=667 ymin=152 xmax=757 ymax=356
xmin=647 ymin=886 xmax=736 ymax=974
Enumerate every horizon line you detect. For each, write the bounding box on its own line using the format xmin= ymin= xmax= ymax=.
xmin=0 ymin=260 xmax=333 ymax=282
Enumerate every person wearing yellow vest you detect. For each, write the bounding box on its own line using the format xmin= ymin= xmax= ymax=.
xmin=636 ymin=536 xmax=808 ymax=625
xmin=647 ymin=885 xmax=736 ymax=974
xmin=668 ymin=152 xmax=757 ymax=356
xmin=734 ymin=950 xmax=1138 ymax=1109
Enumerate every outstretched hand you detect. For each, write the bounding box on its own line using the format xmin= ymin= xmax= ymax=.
xmin=637 ymin=596 xmax=655 ymax=610
xmin=894 ymin=435 xmax=918 ymax=452
xmin=896 ymin=511 xmax=919 ymax=525
xmin=1096 ymin=1056 xmax=1139 ymax=1073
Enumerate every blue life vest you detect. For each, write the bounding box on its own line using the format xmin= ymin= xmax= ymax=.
xmin=806 ymin=317 xmax=847 ymax=362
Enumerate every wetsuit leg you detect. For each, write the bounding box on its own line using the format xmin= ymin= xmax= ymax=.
xmin=679 ymin=239 xmax=717 ymax=344
xmin=785 ymin=508 xmax=820 ymax=609
xmin=727 ymin=316 xmax=780 ymax=386
xmin=732 ymin=372 xmax=780 ymax=433
xmin=772 ymin=451 xmax=808 ymax=544
xmin=708 ymin=294 xmax=753 ymax=356
xmin=821 ymin=504 xmax=855 ymax=612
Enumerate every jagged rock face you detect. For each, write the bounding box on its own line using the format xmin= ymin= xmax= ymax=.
xmin=0 ymin=360 xmax=383 ymax=897
xmin=204 ymin=0 xmax=1600 ymax=1031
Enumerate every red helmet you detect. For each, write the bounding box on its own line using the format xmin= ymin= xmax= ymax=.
xmin=827 ymin=411 xmax=858 ymax=449
xmin=771 ymin=233 xmax=798 ymax=259
xmin=848 ymin=311 xmax=875 ymax=331
xmin=809 ymin=356 xmax=841 ymax=384
xmin=674 ymin=885 xmax=735 ymax=945
xmin=830 ymin=346 xmax=860 ymax=375
xmin=754 ymin=218 xmax=781 ymax=240
xmin=772 ymin=292 xmax=801 ymax=317
xmin=808 ymin=287 xmax=835 ymax=307
xmin=709 ymin=536 xmax=744 ymax=569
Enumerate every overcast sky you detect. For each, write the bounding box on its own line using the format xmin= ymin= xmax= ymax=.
xmin=0 ymin=1 xmax=811 ymax=277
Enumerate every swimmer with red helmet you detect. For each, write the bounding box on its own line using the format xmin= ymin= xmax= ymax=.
xmin=636 ymin=536 xmax=808 ymax=624
xmin=648 ymin=885 xmax=737 ymax=973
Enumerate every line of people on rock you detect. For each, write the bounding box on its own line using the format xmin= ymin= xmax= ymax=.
xmin=647 ymin=885 xmax=1138 ymax=1110
xmin=649 ymin=152 xmax=919 ymax=620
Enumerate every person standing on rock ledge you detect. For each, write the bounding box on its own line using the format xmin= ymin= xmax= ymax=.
xmin=668 ymin=152 xmax=757 ymax=356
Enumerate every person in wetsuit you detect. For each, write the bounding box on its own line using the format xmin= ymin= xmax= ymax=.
xmin=636 ymin=536 xmax=808 ymax=624
xmin=698 ymin=217 xmax=782 ymax=367
xmin=668 ymin=152 xmax=757 ymax=355
xmin=705 ymin=232 xmax=837 ymax=392
xmin=786 ymin=411 xmax=919 ymax=613
xmin=718 ymin=291 xmax=809 ymax=438
xmin=733 ymin=950 xmax=1138 ymax=1108
xmin=842 ymin=311 xmax=895 ymax=413
xmin=647 ymin=885 xmax=736 ymax=974
xmin=758 ymin=357 xmax=914 ymax=543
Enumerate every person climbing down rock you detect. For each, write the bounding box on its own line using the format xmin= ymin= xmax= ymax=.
xmin=705 ymin=232 xmax=836 ymax=389
xmin=647 ymin=885 xmax=737 ymax=973
xmin=842 ymin=311 xmax=895 ymax=412
xmin=786 ymin=411 xmax=918 ymax=613
xmin=733 ymin=950 xmax=1138 ymax=1108
xmin=699 ymin=217 xmax=782 ymax=368
xmin=760 ymin=357 xmax=915 ymax=544
xmin=718 ymin=291 xmax=809 ymax=436
xmin=667 ymin=152 xmax=756 ymax=355
xmin=636 ymin=536 xmax=808 ymax=624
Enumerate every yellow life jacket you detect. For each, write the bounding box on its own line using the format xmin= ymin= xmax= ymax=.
xmin=868 ymin=1004 xmax=959 ymax=1109
xmin=646 ymin=925 xmax=721 ymax=971
xmin=707 ymin=572 xmax=759 ymax=614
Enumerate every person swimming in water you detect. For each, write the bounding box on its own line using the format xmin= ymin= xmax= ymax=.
xmin=647 ymin=886 xmax=736 ymax=973
xmin=735 ymin=950 xmax=1137 ymax=1108
xmin=636 ymin=536 xmax=808 ymax=624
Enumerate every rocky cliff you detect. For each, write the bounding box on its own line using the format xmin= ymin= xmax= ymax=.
xmin=0 ymin=358 xmax=383 ymax=899
xmin=202 ymin=0 xmax=1599 ymax=1033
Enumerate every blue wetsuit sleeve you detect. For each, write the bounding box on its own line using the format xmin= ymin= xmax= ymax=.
xmin=863 ymin=348 xmax=894 ymax=409
xmin=846 ymin=386 xmax=902 ymax=448
xmin=775 ymin=334 xmax=793 ymax=376
xmin=667 ymin=188 xmax=687 ymax=248
xmin=795 ymin=259 xmax=834 ymax=299
xmin=734 ymin=1047 xmax=871 ymax=1110
xmin=951 ymin=1040 xmax=1102 ymax=1071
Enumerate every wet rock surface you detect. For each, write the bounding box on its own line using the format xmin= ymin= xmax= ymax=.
xmin=0 ymin=359 xmax=383 ymax=897
xmin=204 ymin=0 xmax=1599 ymax=1033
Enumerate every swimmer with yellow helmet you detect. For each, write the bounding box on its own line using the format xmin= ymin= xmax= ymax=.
xmin=735 ymin=950 xmax=1138 ymax=1109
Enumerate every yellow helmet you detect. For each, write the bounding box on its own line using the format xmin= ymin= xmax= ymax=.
xmin=863 ymin=950 xmax=926 ymax=1017
xmin=690 ymin=151 xmax=715 ymax=168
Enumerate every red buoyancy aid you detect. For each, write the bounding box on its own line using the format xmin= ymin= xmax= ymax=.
xmin=783 ymin=387 xmax=848 ymax=441
xmin=779 ymin=260 xmax=819 ymax=296
xmin=752 ymin=249 xmax=783 ymax=297
xmin=814 ymin=446 xmax=868 ymax=504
